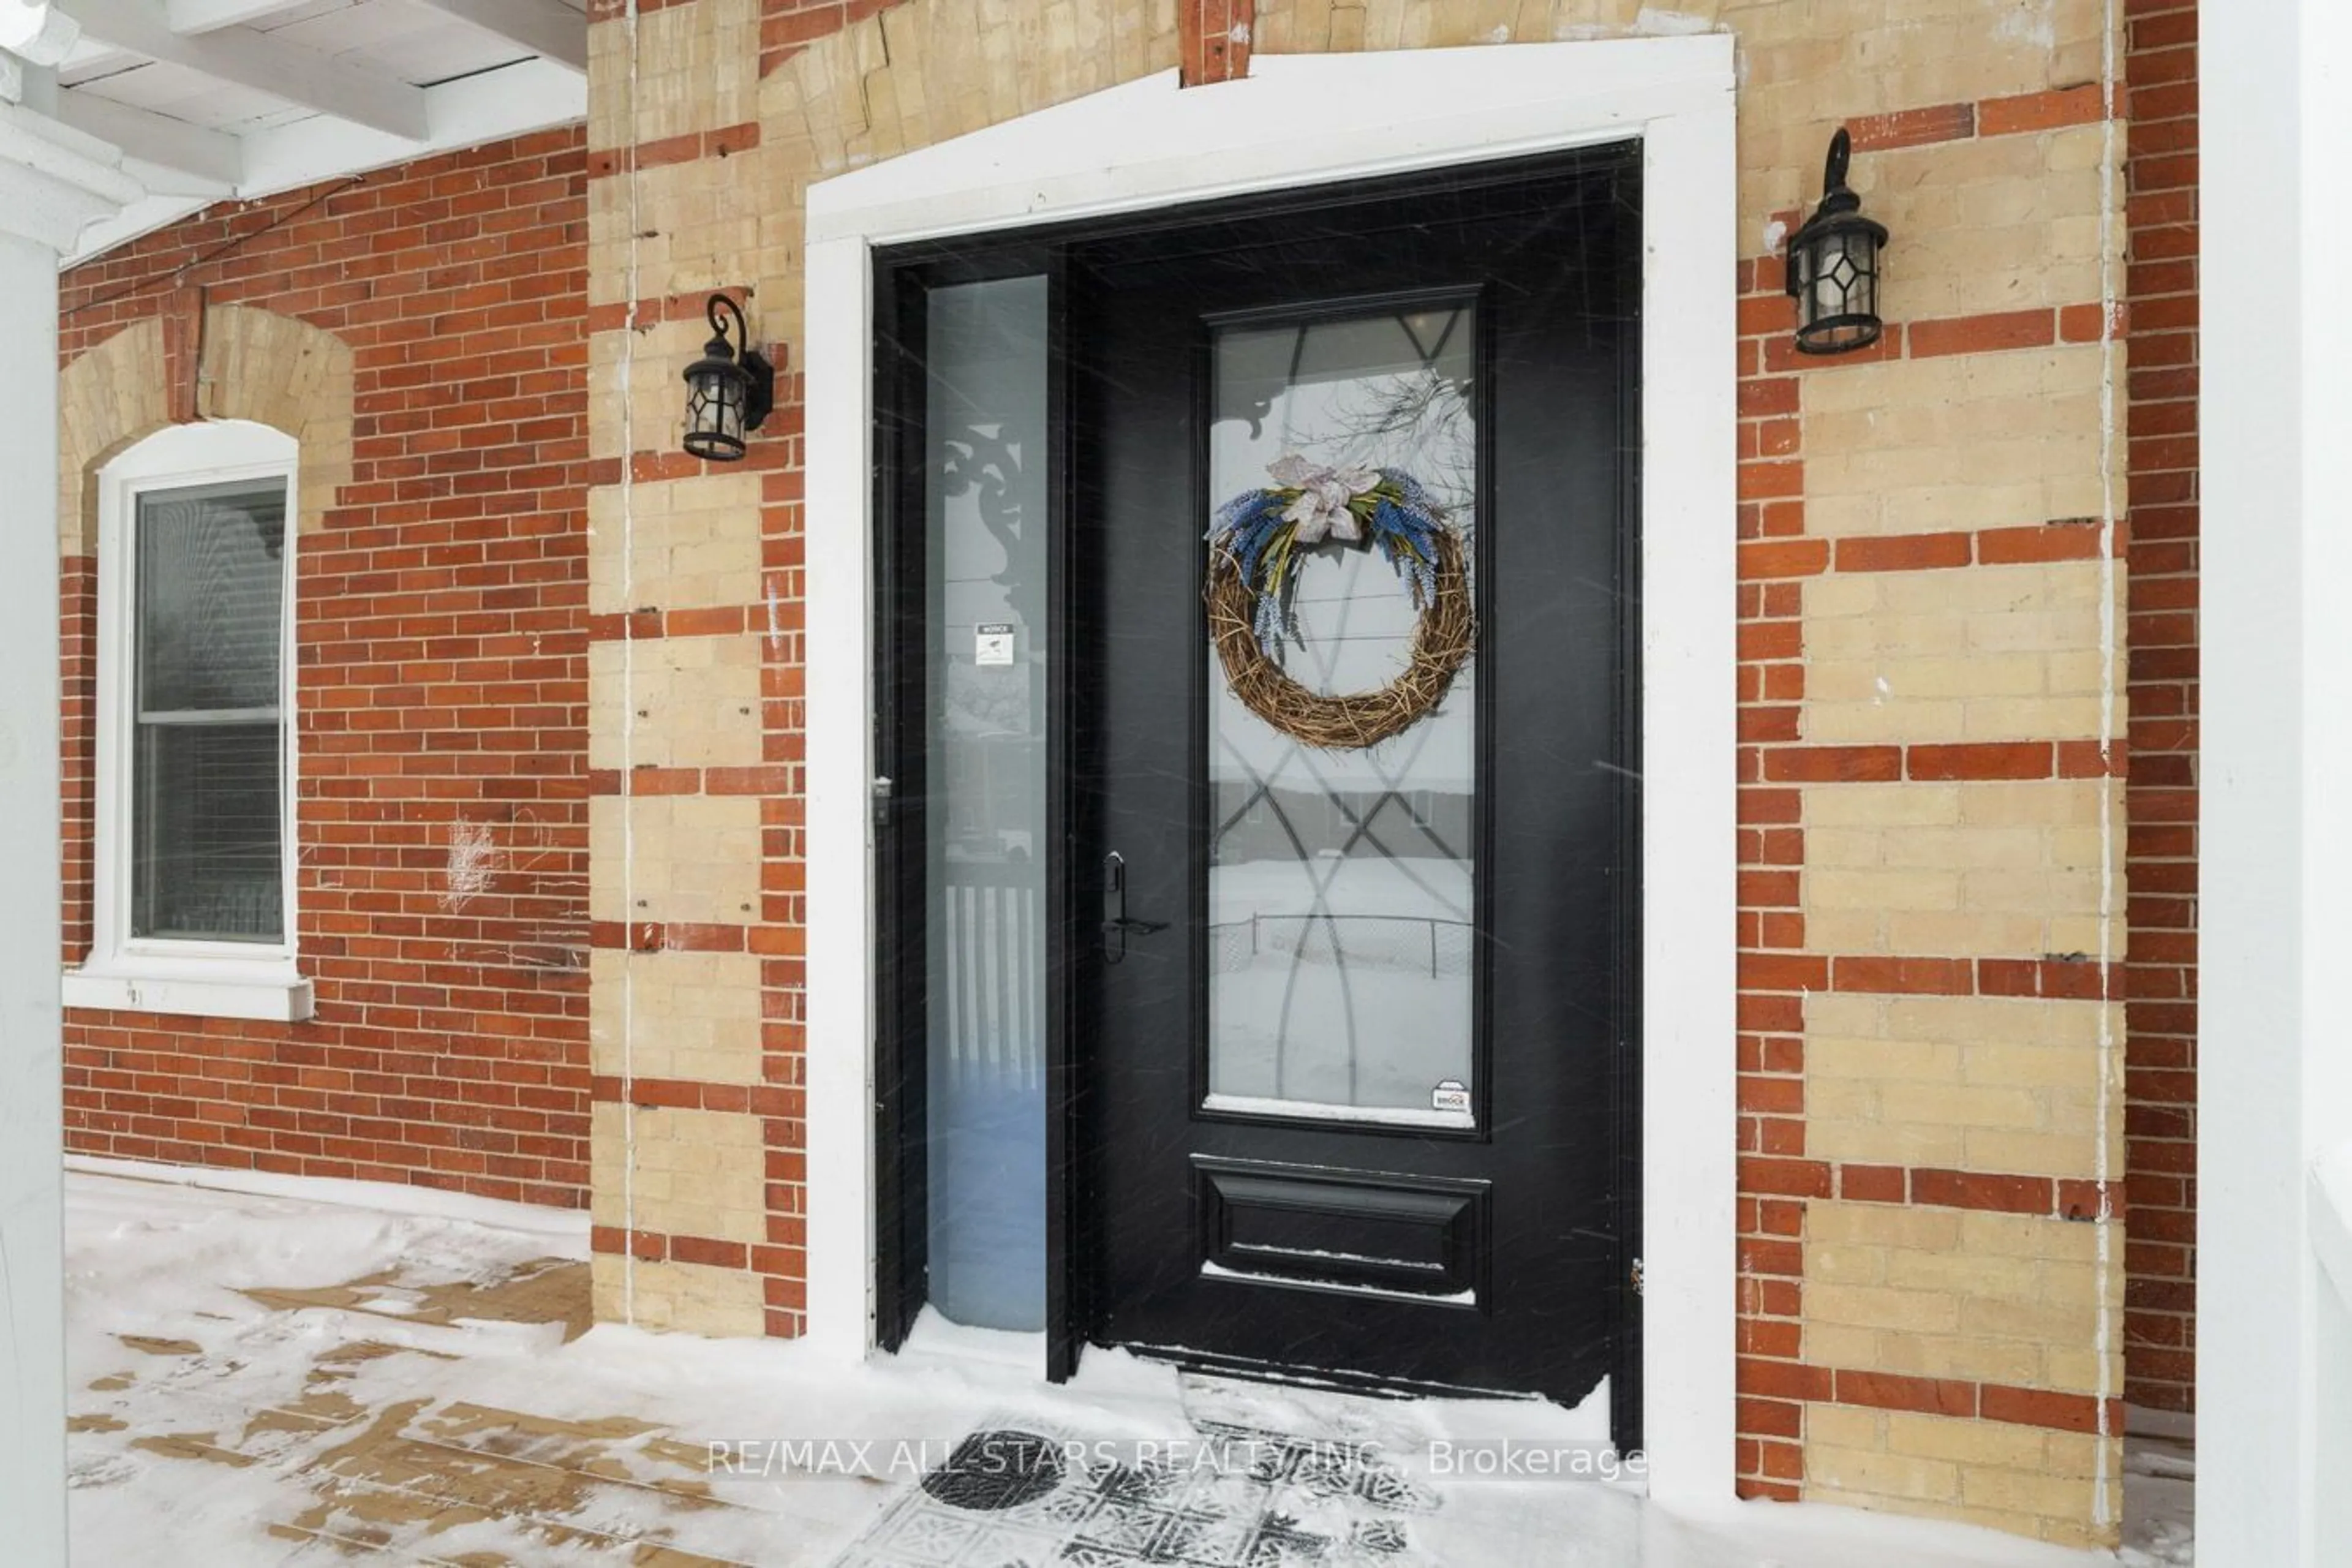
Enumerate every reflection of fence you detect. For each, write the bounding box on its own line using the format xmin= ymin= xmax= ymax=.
xmin=940 ymin=865 xmax=1044 ymax=1080
xmin=1208 ymin=913 xmax=1472 ymax=979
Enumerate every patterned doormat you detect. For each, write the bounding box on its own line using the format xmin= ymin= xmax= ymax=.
xmin=831 ymin=1415 xmax=1441 ymax=1567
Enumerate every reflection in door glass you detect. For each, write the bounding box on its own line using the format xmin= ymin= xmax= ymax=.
xmin=1207 ymin=304 xmax=1478 ymax=1126
xmin=925 ymin=277 xmax=1047 ymax=1328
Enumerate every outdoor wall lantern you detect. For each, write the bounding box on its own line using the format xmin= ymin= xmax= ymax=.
xmin=682 ymin=293 xmax=775 ymax=461
xmin=1785 ymin=128 xmax=1890 ymax=354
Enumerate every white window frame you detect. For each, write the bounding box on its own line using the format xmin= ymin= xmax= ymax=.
xmin=62 ymin=418 xmax=312 ymax=1022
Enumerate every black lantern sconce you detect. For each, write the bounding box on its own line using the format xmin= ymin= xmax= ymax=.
xmin=1785 ymin=128 xmax=1889 ymax=355
xmin=682 ymin=293 xmax=775 ymax=461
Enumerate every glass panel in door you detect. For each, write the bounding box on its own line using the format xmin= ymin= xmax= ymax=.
xmin=1204 ymin=303 xmax=1480 ymax=1126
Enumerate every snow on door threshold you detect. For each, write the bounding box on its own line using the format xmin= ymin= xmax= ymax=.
xmin=1199 ymin=1256 xmax=1478 ymax=1305
xmin=64 ymin=1167 xmax=2179 ymax=1566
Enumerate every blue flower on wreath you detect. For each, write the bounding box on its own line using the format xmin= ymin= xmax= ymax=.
xmin=1208 ymin=454 xmax=1454 ymax=651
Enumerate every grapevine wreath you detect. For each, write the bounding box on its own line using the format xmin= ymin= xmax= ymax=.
xmin=1205 ymin=456 xmax=1474 ymax=750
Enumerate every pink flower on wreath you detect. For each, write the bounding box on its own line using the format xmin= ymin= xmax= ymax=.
xmin=1268 ymin=454 xmax=1378 ymax=545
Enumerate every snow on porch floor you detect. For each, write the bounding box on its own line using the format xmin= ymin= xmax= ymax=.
xmin=63 ymin=1164 xmax=2182 ymax=1566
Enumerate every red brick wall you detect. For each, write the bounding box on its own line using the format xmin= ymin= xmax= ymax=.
xmin=57 ymin=129 xmax=595 ymax=1208
xmin=1733 ymin=243 xmax=1811 ymax=1502
xmin=2122 ymin=0 xmax=2199 ymax=1415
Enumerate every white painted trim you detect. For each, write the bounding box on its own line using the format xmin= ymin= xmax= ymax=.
xmin=0 ymin=91 xmax=141 ymax=252
xmin=804 ymin=37 xmax=1738 ymax=1504
xmin=1631 ymin=87 xmax=1740 ymax=1506
xmin=0 ymin=225 xmax=72 ymax=1568
xmin=61 ymin=965 xmax=312 ymax=1021
xmin=66 ymin=1153 xmax=594 ymax=1237
xmin=75 ymin=420 xmax=306 ymax=1020
xmin=2203 ymin=3 xmax=2352 ymax=1564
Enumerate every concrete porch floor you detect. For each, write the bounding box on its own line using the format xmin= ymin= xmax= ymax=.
xmin=61 ymin=1166 xmax=2175 ymax=1566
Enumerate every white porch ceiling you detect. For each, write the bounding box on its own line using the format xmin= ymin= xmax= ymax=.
xmin=28 ymin=0 xmax=586 ymax=263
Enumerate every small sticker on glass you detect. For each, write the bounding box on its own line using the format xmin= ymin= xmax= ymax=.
xmin=1431 ymin=1079 xmax=1470 ymax=1115
xmin=974 ymin=622 xmax=1016 ymax=666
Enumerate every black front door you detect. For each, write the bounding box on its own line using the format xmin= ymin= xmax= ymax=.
xmin=1071 ymin=154 xmax=1642 ymax=1419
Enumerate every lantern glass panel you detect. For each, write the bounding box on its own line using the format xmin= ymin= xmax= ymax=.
xmin=1799 ymin=227 xmax=1880 ymax=352
xmin=686 ymin=369 xmax=748 ymax=458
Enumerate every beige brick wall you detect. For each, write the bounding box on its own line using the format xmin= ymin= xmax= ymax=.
xmin=1860 ymin=128 xmax=2111 ymax=320
xmin=587 ymin=470 xmax=767 ymax=617
xmin=1805 ymin=1202 xmax=2118 ymax=1394
xmin=591 ymin=1253 xmax=767 ymax=1338
xmin=1804 ymin=562 xmax=2120 ymax=744
xmin=57 ymin=318 xmax=171 ymax=555
xmin=1801 ymin=349 xmax=2114 ymax=537
xmin=588 ymin=794 xmax=763 ymax=927
xmin=590 ymin=1103 xmax=767 ymax=1245
xmin=590 ymin=950 xmax=768 ymax=1085
xmin=1806 ymin=992 xmax=2121 ymax=1178
xmin=586 ymin=0 xmax=762 ymax=155
xmin=1807 ymin=1403 xmax=2113 ymax=1549
xmin=1801 ymin=780 xmax=2123 ymax=957
xmin=588 ymin=635 xmax=767 ymax=772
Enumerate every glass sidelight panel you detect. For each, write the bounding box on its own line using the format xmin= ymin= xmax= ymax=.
xmin=1205 ymin=303 xmax=1480 ymax=1126
xmin=924 ymin=277 xmax=1049 ymax=1329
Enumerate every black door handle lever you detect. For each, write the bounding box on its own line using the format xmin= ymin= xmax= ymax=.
xmin=1101 ymin=851 xmax=1168 ymax=963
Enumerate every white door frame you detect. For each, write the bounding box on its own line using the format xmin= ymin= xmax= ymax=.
xmin=2200 ymin=3 xmax=2352 ymax=1564
xmin=801 ymin=36 xmax=1738 ymax=1504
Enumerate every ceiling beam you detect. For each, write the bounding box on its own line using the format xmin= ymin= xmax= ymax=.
xmin=160 ymin=0 xmax=315 ymax=34
xmin=0 ymin=93 xmax=144 ymax=252
xmin=409 ymin=0 xmax=584 ymax=74
xmin=234 ymin=54 xmax=579 ymax=200
xmin=60 ymin=0 xmax=429 ymax=140
xmin=62 ymin=55 xmax=584 ymax=266
xmin=51 ymin=89 xmax=240 ymax=184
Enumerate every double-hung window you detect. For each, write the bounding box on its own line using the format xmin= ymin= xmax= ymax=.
xmin=64 ymin=421 xmax=312 ymax=1021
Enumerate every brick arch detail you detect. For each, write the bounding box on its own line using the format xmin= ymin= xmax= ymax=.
xmin=198 ymin=304 xmax=356 ymax=538
xmin=56 ymin=303 xmax=355 ymax=556
xmin=55 ymin=317 xmax=166 ymax=557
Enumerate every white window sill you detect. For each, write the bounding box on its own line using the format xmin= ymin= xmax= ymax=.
xmin=62 ymin=963 xmax=315 ymax=1023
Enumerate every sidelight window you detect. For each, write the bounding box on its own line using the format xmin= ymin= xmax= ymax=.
xmin=915 ymin=274 xmax=1051 ymax=1332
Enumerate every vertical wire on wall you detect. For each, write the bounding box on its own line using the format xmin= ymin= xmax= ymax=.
xmin=617 ymin=0 xmax=644 ymax=1325
xmin=2092 ymin=0 xmax=2125 ymax=1531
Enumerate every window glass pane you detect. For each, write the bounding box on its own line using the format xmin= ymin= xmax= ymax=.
xmin=924 ymin=276 xmax=1049 ymax=1330
xmin=1206 ymin=304 xmax=1479 ymax=1125
xmin=132 ymin=478 xmax=287 ymax=943
xmin=134 ymin=722 xmax=284 ymax=941
xmin=137 ymin=480 xmax=285 ymax=715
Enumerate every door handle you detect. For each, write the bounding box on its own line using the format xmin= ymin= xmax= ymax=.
xmin=1101 ymin=851 xmax=1168 ymax=964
